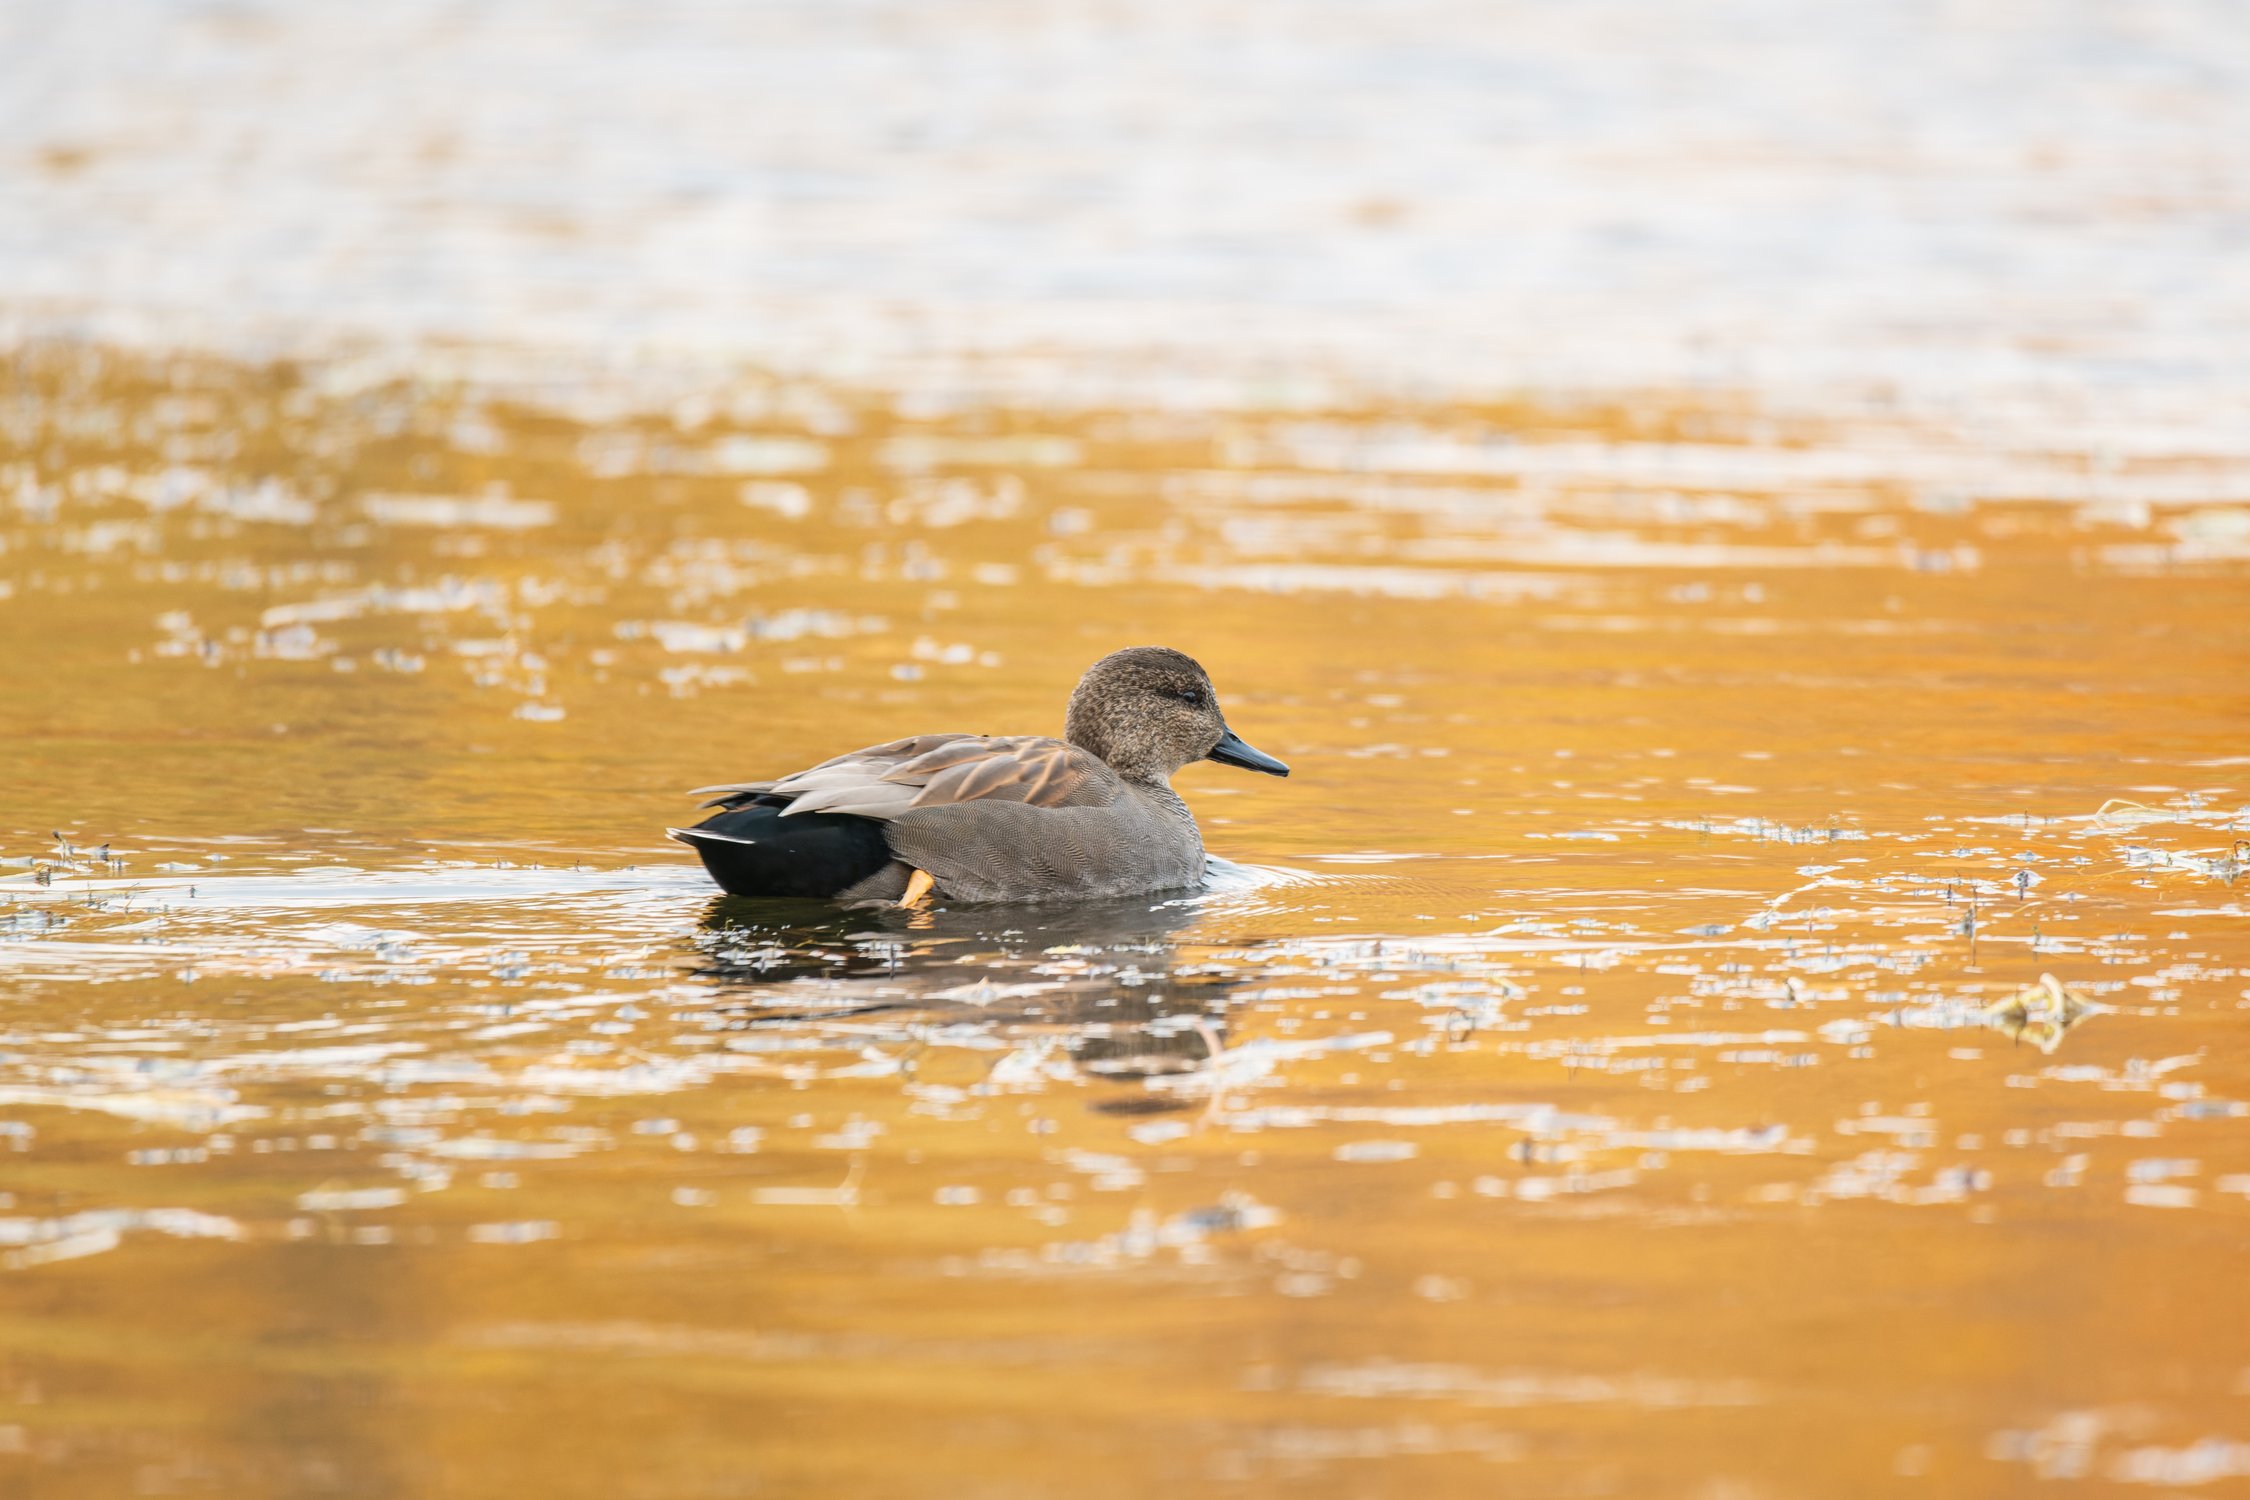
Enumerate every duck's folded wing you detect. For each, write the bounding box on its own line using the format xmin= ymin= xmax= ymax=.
xmin=689 ymin=734 xmax=965 ymax=811
xmin=688 ymin=781 xmax=782 ymax=811
xmin=698 ymin=734 xmax=1120 ymax=822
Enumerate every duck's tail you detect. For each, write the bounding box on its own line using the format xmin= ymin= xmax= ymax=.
xmin=670 ymin=804 xmax=898 ymax=899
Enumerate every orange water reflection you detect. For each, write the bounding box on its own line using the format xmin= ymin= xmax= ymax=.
xmin=1 ymin=346 xmax=2246 ymax=1496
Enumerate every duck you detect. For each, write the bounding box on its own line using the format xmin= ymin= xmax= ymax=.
xmin=670 ymin=645 xmax=1290 ymax=905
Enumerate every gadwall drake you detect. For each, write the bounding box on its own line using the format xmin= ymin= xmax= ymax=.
xmin=671 ymin=646 xmax=1289 ymax=904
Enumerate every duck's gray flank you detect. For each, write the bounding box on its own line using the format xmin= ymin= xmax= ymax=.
xmin=671 ymin=645 xmax=1289 ymax=904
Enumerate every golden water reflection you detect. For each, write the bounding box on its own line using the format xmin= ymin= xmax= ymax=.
xmin=1 ymin=346 xmax=2247 ymax=1496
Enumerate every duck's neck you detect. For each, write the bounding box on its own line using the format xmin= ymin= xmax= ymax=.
xmin=1107 ymin=761 xmax=1176 ymax=791
xmin=1074 ymin=734 xmax=1185 ymax=796
xmin=1065 ymin=717 xmax=1174 ymax=788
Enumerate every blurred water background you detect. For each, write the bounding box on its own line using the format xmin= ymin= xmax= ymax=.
xmin=7 ymin=0 xmax=2250 ymax=420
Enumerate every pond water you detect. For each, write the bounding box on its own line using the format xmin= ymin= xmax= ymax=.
xmin=1 ymin=344 xmax=2246 ymax=1497
xmin=8 ymin=0 xmax=2250 ymax=1490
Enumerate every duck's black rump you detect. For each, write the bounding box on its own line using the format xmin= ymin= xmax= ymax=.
xmin=672 ymin=803 xmax=895 ymax=899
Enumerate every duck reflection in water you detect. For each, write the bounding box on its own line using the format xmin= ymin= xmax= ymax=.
xmin=690 ymin=890 xmax=1232 ymax=1114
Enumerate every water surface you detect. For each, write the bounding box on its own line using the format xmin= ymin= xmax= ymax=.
xmin=1 ymin=347 xmax=2246 ymax=1496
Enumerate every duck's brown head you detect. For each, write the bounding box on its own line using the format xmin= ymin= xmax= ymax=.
xmin=1063 ymin=646 xmax=1290 ymax=782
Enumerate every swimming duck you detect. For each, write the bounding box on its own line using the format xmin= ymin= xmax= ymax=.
xmin=671 ymin=645 xmax=1289 ymax=904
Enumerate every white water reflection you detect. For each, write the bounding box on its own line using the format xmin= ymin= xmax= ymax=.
xmin=9 ymin=1 xmax=2250 ymax=428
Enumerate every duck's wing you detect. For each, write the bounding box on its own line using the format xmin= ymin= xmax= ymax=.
xmin=690 ymin=734 xmax=965 ymax=811
xmin=692 ymin=734 xmax=1120 ymax=822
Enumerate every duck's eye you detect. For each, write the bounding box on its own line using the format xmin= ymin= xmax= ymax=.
xmin=1164 ymin=686 xmax=1207 ymax=707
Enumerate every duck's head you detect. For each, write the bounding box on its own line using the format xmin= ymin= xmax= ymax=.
xmin=1064 ymin=646 xmax=1291 ymax=782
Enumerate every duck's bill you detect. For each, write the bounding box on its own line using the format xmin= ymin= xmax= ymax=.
xmin=1208 ymin=729 xmax=1290 ymax=777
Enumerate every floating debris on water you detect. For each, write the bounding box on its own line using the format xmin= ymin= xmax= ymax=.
xmin=1981 ymin=973 xmax=2102 ymax=1053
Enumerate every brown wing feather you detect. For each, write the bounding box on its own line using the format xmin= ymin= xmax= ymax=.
xmin=694 ymin=733 xmax=1119 ymax=822
xmin=910 ymin=738 xmax=1115 ymax=810
xmin=690 ymin=734 xmax=978 ymax=804
xmin=885 ymin=737 xmax=1015 ymax=782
